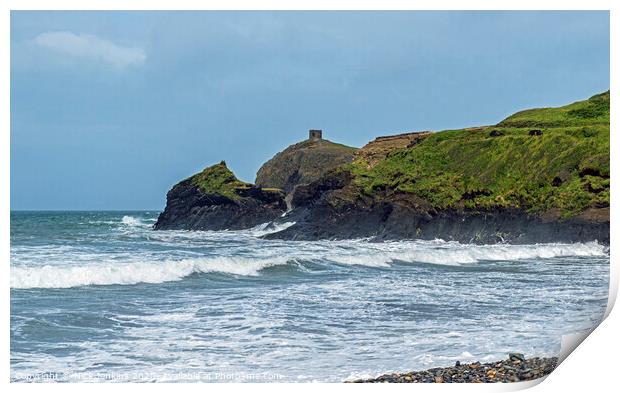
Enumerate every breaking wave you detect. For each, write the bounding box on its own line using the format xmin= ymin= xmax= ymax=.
xmin=247 ymin=221 xmax=296 ymax=236
xmin=10 ymin=241 xmax=605 ymax=289
xmin=10 ymin=256 xmax=290 ymax=289
xmin=330 ymin=241 xmax=607 ymax=267
xmin=121 ymin=215 xmax=153 ymax=228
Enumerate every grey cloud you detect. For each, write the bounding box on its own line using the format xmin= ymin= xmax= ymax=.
xmin=33 ymin=31 xmax=146 ymax=69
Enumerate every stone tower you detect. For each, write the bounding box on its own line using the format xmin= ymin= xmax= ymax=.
xmin=309 ymin=129 xmax=323 ymax=141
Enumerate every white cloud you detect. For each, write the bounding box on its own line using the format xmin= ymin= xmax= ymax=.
xmin=32 ymin=31 xmax=146 ymax=69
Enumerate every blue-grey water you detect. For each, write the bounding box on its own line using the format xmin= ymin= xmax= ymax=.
xmin=10 ymin=211 xmax=609 ymax=382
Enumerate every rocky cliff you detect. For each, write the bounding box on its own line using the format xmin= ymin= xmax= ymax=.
xmin=156 ymin=91 xmax=609 ymax=244
xmin=154 ymin=161 xmax=286 ymax=230
xmin=255 ymin=137 xmax=357 ymax=194
xmin=267 ymin=91 xmax=610 ymax=243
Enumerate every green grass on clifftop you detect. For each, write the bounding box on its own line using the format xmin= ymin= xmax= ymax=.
xmin=350 ymin=91 xmax=610 ymax=217
xmin=189 ymin=161 xmax=251 ymax=199
xmin=499 ymin=91 xmax=610 ymax=128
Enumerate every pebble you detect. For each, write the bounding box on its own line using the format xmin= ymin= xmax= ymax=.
xmin=348 ymin=355 xmax=558 ymax=383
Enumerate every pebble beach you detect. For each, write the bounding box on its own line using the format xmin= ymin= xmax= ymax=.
xmin=350 ymin=354 xmax=558 ymax=383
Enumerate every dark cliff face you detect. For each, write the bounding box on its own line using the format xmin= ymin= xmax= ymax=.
xmin=266 ymin=169 xmax=609 ymax=244
xmin=271 ymin=202 xmax=610 ymax=244
xmin=154 ymin=179 xmax=286 ymax=231
xmin=255 ymin=138 xmax=357 ymax=194
xmin=154 ymin=163 xmax=286 ymax=231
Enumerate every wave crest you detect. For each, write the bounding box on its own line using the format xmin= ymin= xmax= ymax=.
xmin=121 ymin=215 xmax=148 ymax=227
xmin=11 ymin=256 xmax=289 ymax=289
xmin=10 ymin=241 xmax=606 ymax=289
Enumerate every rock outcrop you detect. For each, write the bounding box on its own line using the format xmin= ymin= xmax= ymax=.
xmin=156 ymin=92 xmax=610 ymax=244
xmin=154 ymin=162 xmax=286 ymax=230
xmin=356 ymin=131 xmax=431 ymax=168
xmin=255 ymin=136 xmax=357 ymax=194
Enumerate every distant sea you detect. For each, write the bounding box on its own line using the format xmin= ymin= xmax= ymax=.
xmin=10 ymin=211 xmax=609 ymax=382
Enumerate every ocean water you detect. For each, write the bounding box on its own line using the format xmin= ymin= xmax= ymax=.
xmin=10 ymin=211 xmax=609 ymax=382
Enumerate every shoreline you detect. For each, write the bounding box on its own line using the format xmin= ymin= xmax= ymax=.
xmin=348 ymin=354 xmax=558 ymax=383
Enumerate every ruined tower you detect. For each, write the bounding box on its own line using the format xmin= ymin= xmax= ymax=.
xmin=309 ymin=129 xmax=323 ymax=141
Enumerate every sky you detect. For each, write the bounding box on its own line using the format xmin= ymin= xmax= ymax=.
xmin=10 ymin=11 xmax=610 ymax=210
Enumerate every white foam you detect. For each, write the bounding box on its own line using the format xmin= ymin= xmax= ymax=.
xmin=247 ymin=221 xmax=296 ymax=237
xmin=325 ymin=241 xmax=606 ymax=268
xmin=10 ymin=239 xmax=606 ymax=289
xmin=10 ymin=256 xmax=290 ymax=289
xmin=121 ymin=215 xmax=147 ymax=227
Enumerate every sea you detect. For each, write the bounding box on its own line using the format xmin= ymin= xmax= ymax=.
xmin=10 ymin=211 xmax=609 ymax=382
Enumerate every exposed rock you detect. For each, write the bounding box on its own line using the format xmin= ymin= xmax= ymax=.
xmin=509 ymin=353 xmax=526 ymax=362
xmin=528 ymin=129 xmax=543 ymax=136
xmin=579 ymin=167 xmax=609 ymax=178
xmin=290 ymin=169 xmax=354 ymax=209
xmin=155 ymin=162 xmax=285 ymax=231
xmin=255 ymin=134 xmax=357 ymax=194
xmin=355 ymin=131 xmax=431 ymax=168
xmin=265 ymin=169 xmax=609 ymax=244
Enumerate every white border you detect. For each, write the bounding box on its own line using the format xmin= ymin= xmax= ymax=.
xmin=2 ymin=1 xmax=617 ymax=392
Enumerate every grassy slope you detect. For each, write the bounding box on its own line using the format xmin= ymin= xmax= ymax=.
xmin=189 ymin=161 xmax=251 ymax=199
xmin=349 ymin=91 xmax=610 ymax=217
xmin=256 ymin=138 xmax=357 ymax=189
xmin=293 ymin=140 xmax=358 ymax=182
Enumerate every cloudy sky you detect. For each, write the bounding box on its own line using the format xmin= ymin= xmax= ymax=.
xmin=11 ymin=11 xmax=609 ymax=210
